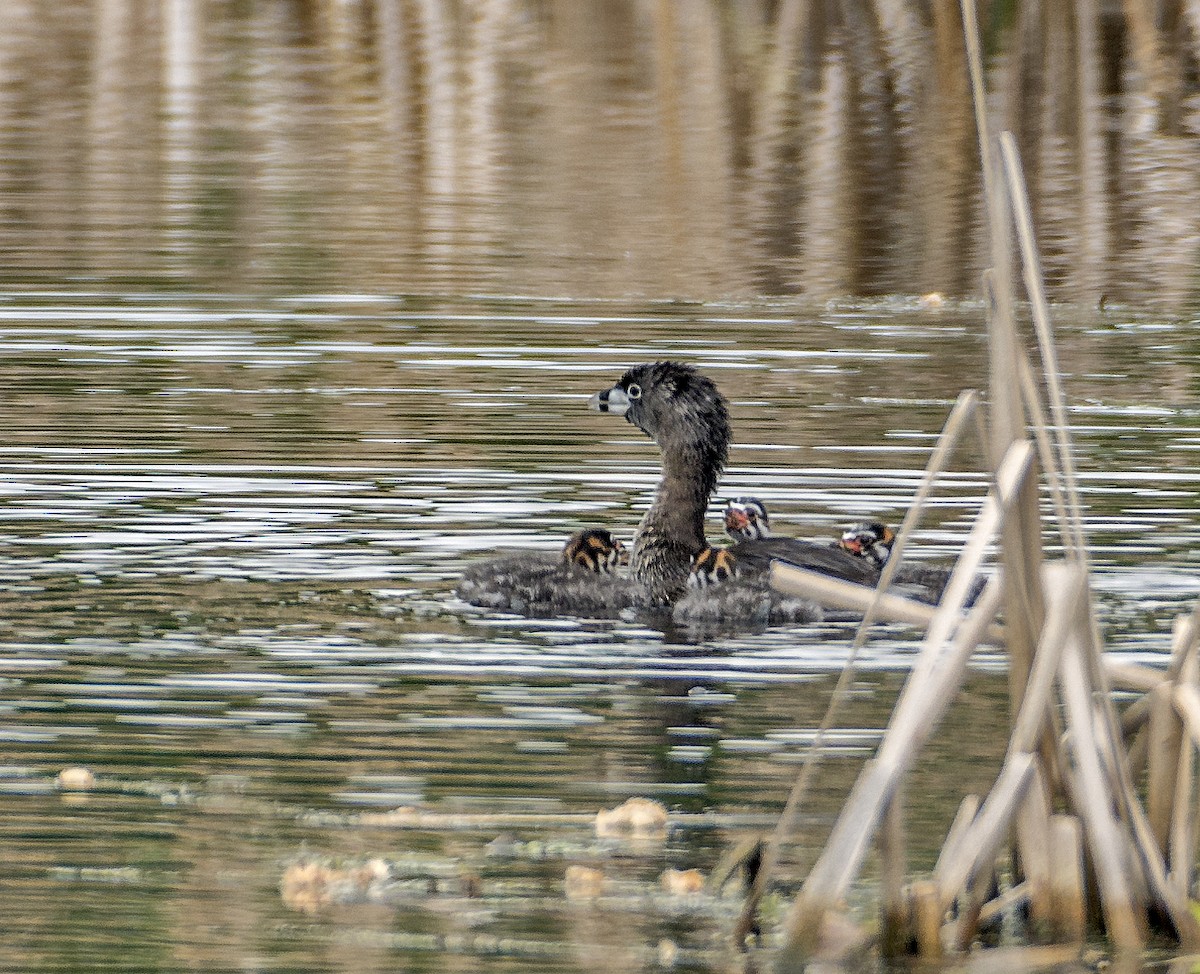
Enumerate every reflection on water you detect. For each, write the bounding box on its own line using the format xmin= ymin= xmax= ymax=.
xmin=0 ymin=294 xmax=1197 ymax=970
xmin=2 ymin=2 xmax=1200 ymax=304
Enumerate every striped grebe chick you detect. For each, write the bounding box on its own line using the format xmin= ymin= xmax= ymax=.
xmin=562 ymin=528 xmax=628 ymax=574
xmin=838 ymin=520 xmax=895 ymax=570
xmin=723 ymin=497 xmax=770 ymax=541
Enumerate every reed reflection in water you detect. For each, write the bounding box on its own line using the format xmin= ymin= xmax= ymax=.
xmin=0 ymin=1 xmax=1198 ymax=304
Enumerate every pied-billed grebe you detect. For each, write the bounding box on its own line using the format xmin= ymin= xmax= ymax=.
xmin=687 ymin=545 xmax=738 ymax=588
xmin=591 ymin=362 xmax=879 ymax=624
xmin=681 ymin=540 xmax=823 ymax=625
xmin=685 ymin=498 xmax=773 ymax=589
xmin=462 ymin=361 xmax=893 ymax=624
xmin=724 ymin=497 xmax=770 ymax=541
xmin=590 ymin=361 xmax=730 ymax=605
xmin=456 ymin=527 xmax=642 ymax=617
xmin=839 ymin=520 xmax=895 ymax=569
xmin=835 ymin=518 xmax=969 ymax=606
xmin=676 ymin=558 xmax=825 ymax=625
xmin=562 ymin=528 xmax=629 ymax=573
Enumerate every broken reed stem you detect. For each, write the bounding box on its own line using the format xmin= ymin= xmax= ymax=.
xmin=904 ymin=442 xmax=1031 ymax=698
xmin=1015 ymin=765 xmax=1054 ymax=934
xmin=1110 ymin=661 xmax=1178 ymax=694
xmin=1070 ymin=574 xmax=1200 ymax=939
xmin=740 ymin=391 xmax=983 ymax=944
xmin=777 ymin=579 xmax=1003 ymax=964
xmin=1074 ymin=608 xmax=1200 ymax=946
xmin=1047 ymin=815 xmax=1086 ymax=943
xmin=769 ymin=565 xmax=1004 ymax=644
xmin=934 ymin=565 xmax=1082 ymax=914
xmin=933 ymin=751 xmax=1035 ymax=903
xmin=978 ymin=880 xmax=1029 ymax=925
xmin=1010 ymin=565 xmax=1083 ymax=752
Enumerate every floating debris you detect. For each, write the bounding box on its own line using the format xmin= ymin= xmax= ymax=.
xmin=659 ymin=868 xmax=704 ymax=896
xmin=56 ymin=767 xmax=96 ymax=791
xmin=280 ymin=858 xmax=390 ymax=914
xmin=563 ymin=864 xmax=606 ymax=900
xmin=594 ymin=797 xmax=668 ymax=840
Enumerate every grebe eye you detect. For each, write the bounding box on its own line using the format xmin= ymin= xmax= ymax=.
xmin=626 ymin=383 xmax=641 ymax=399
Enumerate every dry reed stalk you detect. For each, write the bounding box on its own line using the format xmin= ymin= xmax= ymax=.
xmin=768 ymin=565 xmax=1004 ymax=644
xmin=860 ymin=390 xmax=980 ymax=617
xmin=1058 ymin=629 xmax=1145 ymax=949
xmin=777 ymin=578 xmax=1002 ymax=965
xmin=978 ymin=880 xmax=1029 ymax=925
xmin=1014 ymin=349 xmax=1075 ymax=554
xmin=1074 ymin=610 xmax=1200 ymax=945
xmin=1003 ymin=348 xmax=1079 ymax=803
xmin=963 ymin=0 xmax=1044 ymax=729
xmin=1000 ymin=134 xmax=1088 ymax=559
xmin=950 ymin=878 xmax=988 ymax=954
xmin=786 ymin=571 xmax=1005 ymax=893
xmin=742 ymin=392 xmax=986 ymax=945
xmin=879 ymin=789 xmax=908 ymax=958
xmin=1011 ymin=564 xmax=1084 ymax=753
xmin=1108 ymin=662 xmax=1176 ymax=694
xmin=985 ymin=269 xmax=1044 ymax=727
xmin=1005 ymin=563 xmax=1086 ymax=932
xmin=1118 ymin=598 xmax=1200 ymax=777
xmin=1108 ymin=740 xmax=1200 ymax=946
xmin=933 ymin=751 xmax=1035 ymax=904
xmin=1173 ymin=683 xmax=1200 ymax=749
xmin=1015 ymin=766 xmax=1054 ymax=936
xmin=932 ymin=567 xmax=1082 ymax=917
xmin=1047 ymin=815 xmax=1086 ymax=944
xmin=1169 ymin=730 xmax=1194 ymax=898
xmin=997 ymin=128 xmax=1200 ymax=946
xmin=1169 ymin=605 xmax=1200 ymax=676
xmin=1116 ymin=613 xmax=1197 ymax=750
xmin=902 ymin=442 xmax=1032 ymax=699
xmin=770 ymin=566 xmax=937 ymax=626
xmin=910 ymin=880 xmax=943 ymax=958
xmin=1147 ymin=683 xmax=1184 ymax=852
xmin=1126 ymin=726 xmax=1151 ymax=785
xmin=1183 ymin=647 xmax=1200 ymax=893
xmin=1122 ymin=696 xmax=1153 ymax=737
xmin=933 ymin=794 xmax=981 ymax=884
xmin=937 ymin=791 xmax=1002 ymax=951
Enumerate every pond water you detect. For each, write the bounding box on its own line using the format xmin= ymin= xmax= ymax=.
xmin=3 ymin=1 xmax=1200 ymax=969
xmin=1 ymin=292 xmax=1198 ymax=972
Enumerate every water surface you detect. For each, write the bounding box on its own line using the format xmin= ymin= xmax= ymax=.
xmin=1 ymin=293 xmax=1197 ymax=971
